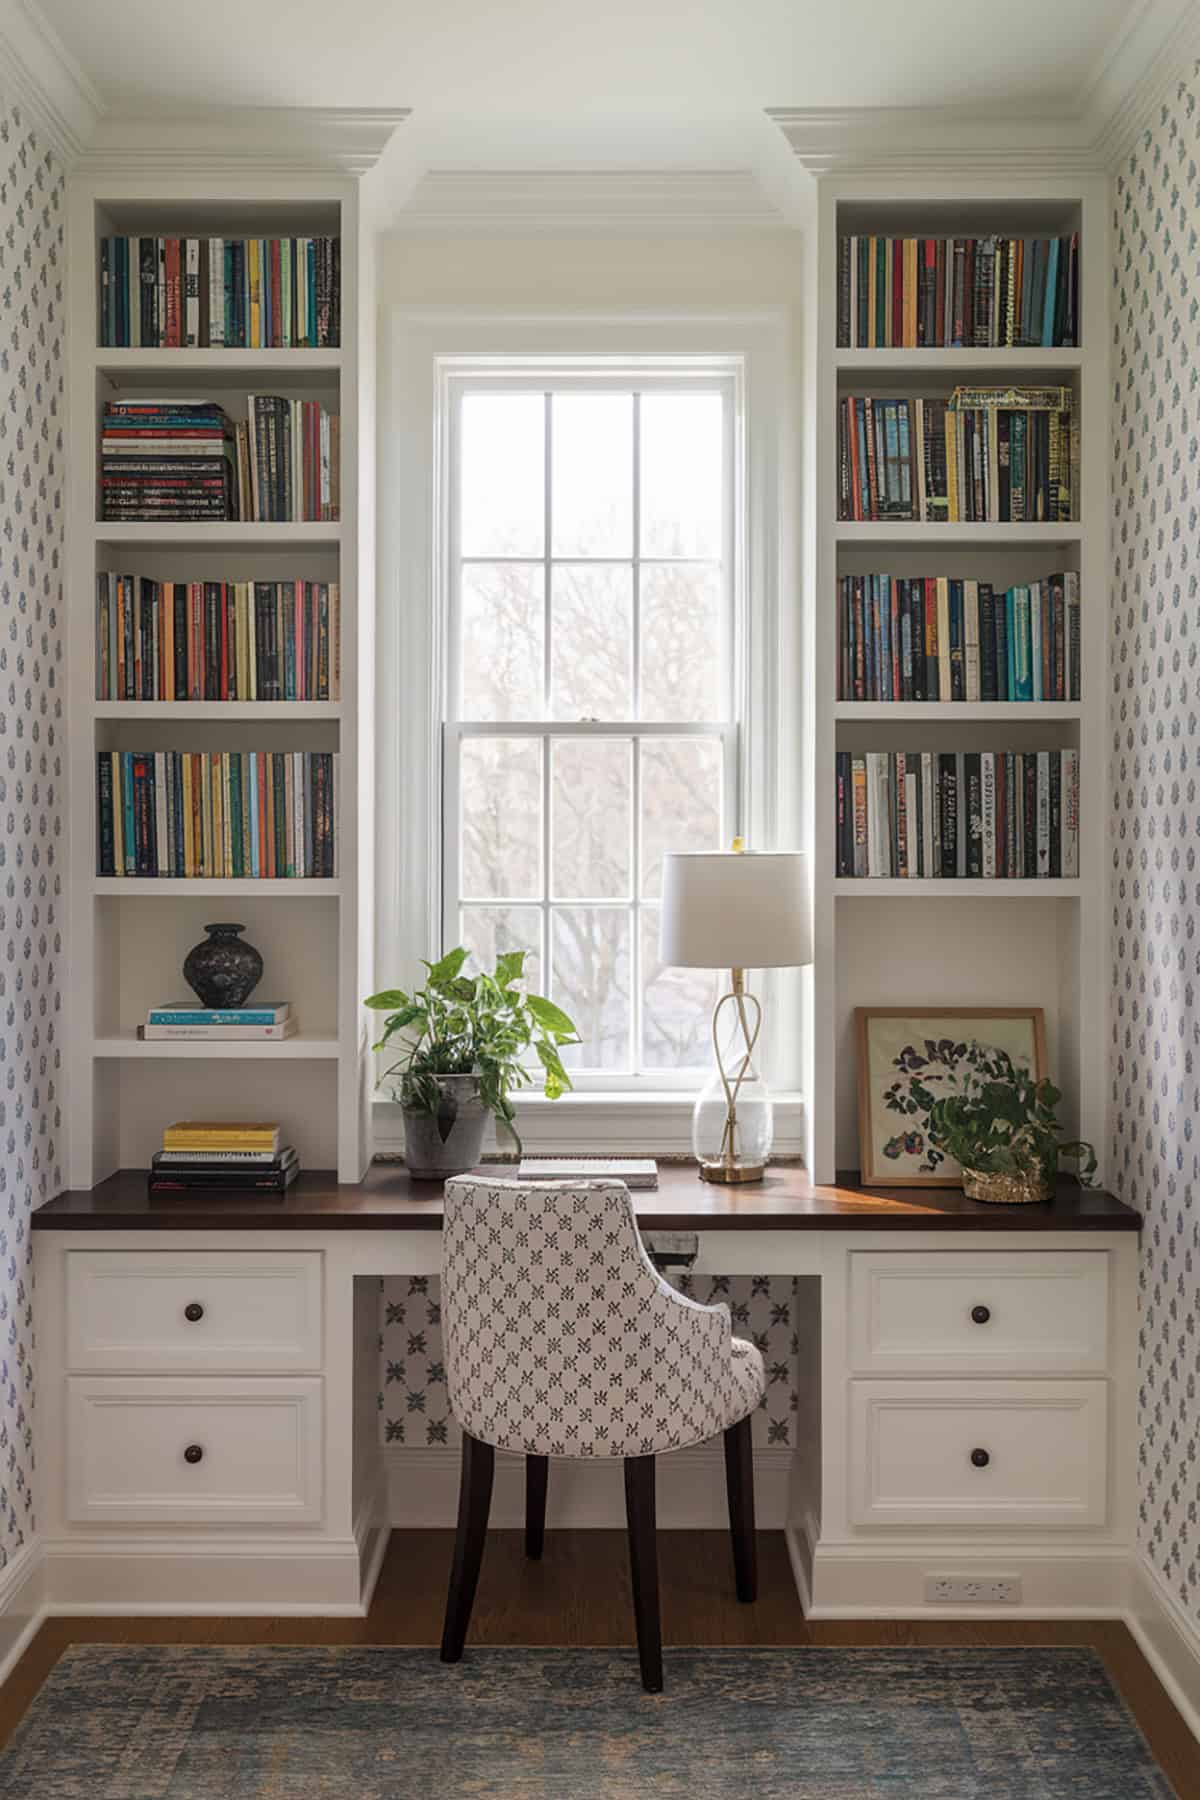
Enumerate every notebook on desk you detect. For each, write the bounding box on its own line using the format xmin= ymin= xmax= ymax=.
xmin=517 ymin=1158 xmax=659 ymax=1190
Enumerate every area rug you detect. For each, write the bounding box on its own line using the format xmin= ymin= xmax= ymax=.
xmin=0 ymin=1644 xmax=1173 ymax=1798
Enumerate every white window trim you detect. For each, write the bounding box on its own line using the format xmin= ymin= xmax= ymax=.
xmin=375 ymin=307 xmax=802 ymax=1155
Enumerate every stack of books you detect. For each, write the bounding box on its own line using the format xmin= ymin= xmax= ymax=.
xmin=835 ymin=748 xmax=1080 ymax=880
xmin=137 ymin=1002 xmax=296 ymax=1043
xmin=149 ymin=1121 xmax=300 ymax=1194
xmin=837 ymin=233 xmax=1079 ymax=349
xmin=100 ymin=399 xmax=235 ymax=522
xmin=233 ymin=395 xmax=339 ymax=522
xmin=95 ymin=575 xmax=340 ymax=701
xmin=96 ymin=749 xmax=337 ymax=879
xmin=99 ymin=235 xmax=340 ymax=349
xmin=837 ymin=385 xmax=1078 ymax=523
xmin=838 ymin=571 xmax=1081 ymax=702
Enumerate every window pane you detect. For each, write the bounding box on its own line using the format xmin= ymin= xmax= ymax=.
xmin=551 ymin=393 xmax=633 ymax=557
xmin=550 ymin=564 xmax=633 ymax=719
xmin=459 ymin=563 xmax=544 ymax=721
xmin=459 ymin=737 xmax=542 ymax=900
xmin=460 ymin=393 xmax=544 ymax=557
xmin=552 ymin=907 xmax=630 ymax=1070
xmin=460 ymin=905 xmax=543 ymax=991
xmin=641 ymin=906 xmax=720 ymax=1071
xmin=639 ymin=563 xmax=723 ymax=720
xmin=640 ymin=392 xmax=724 ymax=559
xmin=551 ymin=738 xmax=631 ymax=900
xmin=640 ymin=736 xmax=724 ymax=901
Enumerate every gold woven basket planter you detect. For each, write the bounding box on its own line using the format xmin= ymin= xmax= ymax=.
xmin=961 ymin=1166 xmax=1054 ymax=1205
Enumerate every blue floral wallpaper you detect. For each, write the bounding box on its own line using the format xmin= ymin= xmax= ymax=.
xmin=0 ymin=92 xmax=65 ymax=1575
xmin=1112 ymin=68 xmax=1200 ymax=1629
xmin=380 ymin=1273 xmax=798 ymax=1451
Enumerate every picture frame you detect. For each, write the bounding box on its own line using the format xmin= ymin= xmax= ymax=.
xmin=855 ymin=1006 xmax=1048 ymax=1187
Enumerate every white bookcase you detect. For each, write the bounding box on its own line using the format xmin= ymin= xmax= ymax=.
xmin=806 ymin=176 xmax=1109 ymax=1185
xmin=66 ymin=176 xmax=375 ymax=1186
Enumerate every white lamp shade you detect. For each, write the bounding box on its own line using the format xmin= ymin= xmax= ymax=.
xmin=659 ymin=851 xmax=813 ymax=971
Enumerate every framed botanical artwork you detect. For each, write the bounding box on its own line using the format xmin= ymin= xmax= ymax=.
xmin=856 ymin=1006 xmax=1048 ymax=1187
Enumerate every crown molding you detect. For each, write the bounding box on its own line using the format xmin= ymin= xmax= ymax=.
xmin=769 ymin=0 xmax=1200 ymax=179
xmin=79 ymin=108 xmax=410 ymax=178
xmin=0 ymin=0 xmax=102 ymax=163
xmin=392 ymin=169 xmax=791 ymax=234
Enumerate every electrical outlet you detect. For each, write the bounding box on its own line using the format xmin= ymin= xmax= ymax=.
xmin=924 ymin=1574 xmax=1022 ymax=1605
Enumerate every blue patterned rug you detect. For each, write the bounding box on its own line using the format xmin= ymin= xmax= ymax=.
xmin=0 ymin=1644 xmax=1173 ymax=1798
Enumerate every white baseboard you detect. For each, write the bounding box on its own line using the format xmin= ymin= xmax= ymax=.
xmin=386 ymin=1444 xmax=795 ymax=1529
xmin=0 ymin=1540 xmax=47 ymax=1685
xmin=1125 ymin=1553 xmax=1200 ymax=1746
xmin=40 ymin=1534 xmax=369 ymax=1616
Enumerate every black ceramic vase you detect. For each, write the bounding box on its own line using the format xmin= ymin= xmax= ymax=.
xmin=182 ymin=923 xmax=264 ymax=1009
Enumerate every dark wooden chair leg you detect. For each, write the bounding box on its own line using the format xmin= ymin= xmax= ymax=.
xmin=440 ymin=1431 xmax=495 ymax=1662
xmin=723 ymin=1413 xmax=757 ymax=1603
xmin=623 ymin=1454 xmax=663 ymax=1693
xmin=525 ymin=1454 xmax=548 ymax=1559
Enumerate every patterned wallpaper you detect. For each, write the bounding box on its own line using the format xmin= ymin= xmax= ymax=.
xmin=380 ymin=1273 xmax=798 ymax=1451
xmin=0 ymin=93 xmax=65 ymax=1575
xmin=1111 ymin=67 xmax=1200 ymax=1629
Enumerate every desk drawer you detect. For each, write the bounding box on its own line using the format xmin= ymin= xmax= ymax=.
xmin=848 ymin=1251 xmax=1109 ymax=1374
xmin=66 ymin=1251 xmax=322 ymax=1373
xmin=849 ymin=1379 xmax=1107 ymax=1528
xmin=66 ymin=1377 xmax=322 ymax=1525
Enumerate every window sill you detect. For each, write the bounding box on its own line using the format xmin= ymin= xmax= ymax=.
xmin=371 ymin=1091 xmax=806 ymax=1158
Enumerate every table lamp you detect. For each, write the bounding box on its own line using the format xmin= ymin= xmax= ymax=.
xmin=659 ymin=843 xmax=813 ymax=1183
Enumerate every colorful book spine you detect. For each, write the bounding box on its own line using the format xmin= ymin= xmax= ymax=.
xmin=99 ymin=236 xmax=340 ymax=348
xmin=837 ymin=232 xmax=1078 ymax=349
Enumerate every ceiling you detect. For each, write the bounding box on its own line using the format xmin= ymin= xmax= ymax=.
xmin=18 ymin=0 xmax=1191 ymax=206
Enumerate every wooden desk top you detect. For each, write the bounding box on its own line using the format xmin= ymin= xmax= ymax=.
xmin=32 ymin=1164 xmax=1140 ymax=1233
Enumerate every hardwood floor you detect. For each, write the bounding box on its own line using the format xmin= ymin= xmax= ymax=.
xmin=1 ymin=1531 xmax=1195 ymax=1797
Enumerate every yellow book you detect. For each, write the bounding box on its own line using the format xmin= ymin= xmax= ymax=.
xmin=945 ymin=411 xmax=959 ymax=523
xmin=164 ymin=1121 xmax=281 ymax=1148
xmin=903 ymin=238 xmax=918 ymax=348
xmin=248 ymin=238 xmax=262 ymax=349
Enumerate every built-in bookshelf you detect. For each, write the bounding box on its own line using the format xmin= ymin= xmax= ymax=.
xmin=806 ymin=182 xmax=1107 ymax=1184
xmin=67 ymin=183 xmax=374 ymax=1185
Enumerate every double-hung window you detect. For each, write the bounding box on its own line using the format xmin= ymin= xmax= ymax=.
xmin=443 ymin=368 xmax=739 ymax=1085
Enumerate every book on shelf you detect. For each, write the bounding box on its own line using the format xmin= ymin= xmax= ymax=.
xmin=517 ymin=1158 xmax=659 ymax=1189
xmin=99 ymin=236 xmax=340 ymax=349
xmin=99 ymin=396 xmax=339 ymax=523
xmin=148 ymin=1003 xmax=290 ymax=1025
xmin=95 ymin=576 xmax=340 ymax=701
xmin=140 ymin=1023 xmax=295 ymax=1042
xmin=148 ymin=1144 xmax=300 ymax=1195
xmin=96 ymin=750 xmax=337 ymax=879
xmin=835 ymin=749 xmax=1079 ymax=880
xmin=163 ymin=1120 xmax=282 ymax=1151
xmin=838 ymin=571 xmax=1080 ymax=702
xmin=836 ymin=232 xmax=1079 ymax=349
xmin=837 ymin=385 xmax=1078 ymax=523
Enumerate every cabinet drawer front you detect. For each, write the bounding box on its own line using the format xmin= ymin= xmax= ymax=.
xmin=849 ymin=1379 xmax=1107 ymax=1528
xmin=848 ymin=1252 xmax=1109 ymax=1374
xmin=66 ymin=1378 xmax=322 ymax=1525
xmin=66 ymin=1251 xmax=322 ymax=1373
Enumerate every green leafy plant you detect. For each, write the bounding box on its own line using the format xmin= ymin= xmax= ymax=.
xmin=899 ymin=1040 xmax=1096 ymax=1183
xmin=364 ymin=948 xmax=580 ymax=1152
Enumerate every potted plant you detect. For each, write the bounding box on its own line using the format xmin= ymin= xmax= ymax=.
xmin=922 ymin=1042 xmax=1096 ymax=1204
xmin=365 ymin=947 xmax=580 ymax=1179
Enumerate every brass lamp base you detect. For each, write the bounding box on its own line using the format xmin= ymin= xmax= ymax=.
xmin=698 ymin=1158 xmax=767 ymax=1185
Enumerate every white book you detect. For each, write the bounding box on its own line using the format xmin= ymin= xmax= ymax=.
xmin=208 ymin=238 xmax=225 ymax=346
xmin=905 ymin=768 xmax=918 ymax=878
xmin=140 ymin=1019 xmax=298 ymax=1041
xmin=1030 ymin=580 xmax=1043 ymax=701
xmin=1037 ymin=751 xmax=1051 ymax=875
xmin=518 ymin=1158 xmax=658 ymax=1190
xmin=964 ymin=580 xmax=980 ymax=701
xmin=981 ymin=753 xmax=996 ymax=878
xmin=866 ymin=754 xmax=881 ymax=877
xmin=921 ymin=753 xmax=935 ymax=879
xmin=184 ymin=238 xmax=200 ymax=345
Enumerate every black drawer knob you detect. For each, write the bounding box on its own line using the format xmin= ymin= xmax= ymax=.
xmin=970 ymin=1447 xmax=990 ymax=1469
xmin=184 ymin=1302 xmax=205 ymax=1323
xmin=970 ymin=1304 xmax=991 ymax=1325
xmin=183 ymin=1444 xmax=204 ymax=1465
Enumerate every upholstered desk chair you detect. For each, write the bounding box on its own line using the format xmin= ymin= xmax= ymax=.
xmin=438 ymin=1174 xmax=767 ymax=1692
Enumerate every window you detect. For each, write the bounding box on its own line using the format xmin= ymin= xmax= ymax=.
xmin=443 ymin=372 xmax=739 ymax=1085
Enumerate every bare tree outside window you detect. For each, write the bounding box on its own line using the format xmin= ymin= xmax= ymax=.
xmin=446 ymin=380 xmax=736 ymax=1081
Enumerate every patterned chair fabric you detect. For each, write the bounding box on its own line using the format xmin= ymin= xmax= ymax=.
xmin=442 ymin=1176 xmax=766 ymax=1459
